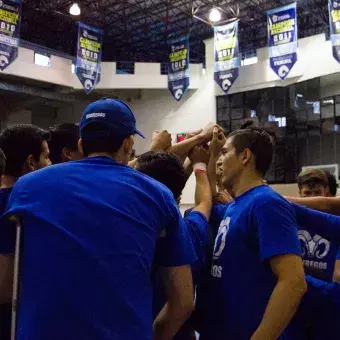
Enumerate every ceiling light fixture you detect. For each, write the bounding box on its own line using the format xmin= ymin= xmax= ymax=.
xmin=209 ymin=8 xmax=222 ymax=22
xmin=69 ymin=3 xmax=81 ymax=16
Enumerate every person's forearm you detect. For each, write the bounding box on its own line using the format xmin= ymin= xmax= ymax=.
xmin=251 ymin=279 xmax=306 ymax=340
xmin=334 ymin=260 xmax=340 ymax=282
xmin=194 ymin=172 xmax=212 ymax=219
xmin=153 ymin=302 xmax=193 ymax=340
xmin=183 ymin=158 xmax=193 ymax=178
xmin=208 ymin=154 xmax=219 ymax=197
xmin=169 ymin=134 xmax=205 ymax=159
xmin=292 ymin=203 xmax=340 ymax=243
xmin=286 ymin=196 xmax=340 ymax=215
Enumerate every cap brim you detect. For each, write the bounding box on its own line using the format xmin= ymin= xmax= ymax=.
xmin=135 ymin=129 xmax=145 ymax=139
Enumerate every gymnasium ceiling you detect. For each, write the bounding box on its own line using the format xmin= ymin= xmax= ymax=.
xmin=21 ymin=0 xmax=328 ymax=63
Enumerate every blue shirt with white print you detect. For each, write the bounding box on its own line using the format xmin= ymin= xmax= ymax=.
xmin=292 ymin=203 xmax=340 ymax=282
xmin=0 ymin=187 xmax=14 ymax=340
xmin=199 ymin=185 xmax=302 ymax=340
xmin=1 ymin=156 xmax=197 ymax=340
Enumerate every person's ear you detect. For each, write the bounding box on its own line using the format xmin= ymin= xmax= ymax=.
xmin=123 ymin=135 xmax=134 ymax=154
xmin=26 ymin=154 xmax=37 ymax=172
xmin=240 ymin=148 xmax=251 ymax=165
xmin=78 ymin=139 xmax=84 ymax=154
xmin=61 ymin=147 xmax=73 ymax=162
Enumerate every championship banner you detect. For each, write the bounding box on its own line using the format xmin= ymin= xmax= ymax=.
xmin=168 ymin=36 xmax=190 ymax=101
xmin=329 ymin=0 xmax=340 ymax=63
xmin=267 ymin=3 xmax=298 ymax=80
xmin=76 ymin=22 xmax=103 ymax=94
xmin=0 ymin=0 xmax=21 ymax=71
xmin=214 ymin=21 xmax=240 ymax=94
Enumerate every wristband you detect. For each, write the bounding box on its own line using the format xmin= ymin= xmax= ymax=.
xmin=193 ymin=162 xmax=207 ymax=174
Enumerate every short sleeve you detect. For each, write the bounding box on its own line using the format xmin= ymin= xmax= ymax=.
xmin=254 ymin=198 xmax=302 ymax=262
xmin=210 ymin=204 xmax=228 ymax=234
xmin=293 ymin=203 xmax=340 ymax=244
xmin=184 ymin=211 xmax=208 ymax=263
xmin=155 ymin=199 xmax=197 ymax=267
xmin=184 ymin=208 xmax=193 ymax=218
xmin=337 ymin=249 xmax=340 ymax=260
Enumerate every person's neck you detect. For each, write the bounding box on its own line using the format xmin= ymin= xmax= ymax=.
xmin=1 ymin=175 xmax=18 ymax=189
xmin=87 ymin=153 xmax=125 ymax=164
xmin=231 ymin=171 xmax=264 ymax=198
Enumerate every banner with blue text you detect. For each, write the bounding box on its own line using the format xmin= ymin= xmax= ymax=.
xmin=329 ymin=1 xmax=340 ymax=63
xmin=267 ymin=3 xmax=297 ymax=80
xmin=76 ymin=22 xmax=103 ymax=94
xmin=214 ymin=21 xmax=240 ymax=94
xmin=0 ymin=0 xmax=21 ymax=71
xmin=168 ymin=36 xmax=190 ymax=101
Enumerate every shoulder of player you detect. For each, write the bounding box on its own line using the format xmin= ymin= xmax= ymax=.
xmin=15 ymin=163 xmax=67 ymax=186
xmin=130 ymin=167 xmax=175 ymax=199
xmin=185 ymin=210 xmax=208 ymax=225
xmin=251 ymin=187 xmax=291 ymax=211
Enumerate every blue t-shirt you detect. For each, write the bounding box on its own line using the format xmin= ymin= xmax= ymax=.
xmin=0 ymin=187 xmax=13 ymax=340
xmin=1 ymin=157 xmax=196 ymax=340
xmin=293 ymin=203 xmax=340 ymax=282
xmin=185 ymin=211 xmax=208 ymax=283
xmin=209 ymin=204 xmax=227 ymax=236
xmin=0 ymin=188 xmax=12 ymax=215
xmin=296 ymin=275 xmax=340 ymax=340
xmin=152 ymin=210 xmax=208 ymax=340
xmin=200 ymin=185 xmax=302 ymax=340
xmin=0 ymin=187 xmax=14 ymax=254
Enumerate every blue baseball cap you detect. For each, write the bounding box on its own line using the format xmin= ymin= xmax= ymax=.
xmin=80 ymin=98 xmax=145 ymax=139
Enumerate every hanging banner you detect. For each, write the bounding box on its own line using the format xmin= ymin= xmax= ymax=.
xmin=267 ymin=3 xmax=298 ymax=80
xmin=214 ymin=20 xmax=240 ymax=94
xmin=0 ymin=0 xmax=21 ymax=71
xmin=76 ymin=22 xmax=103 ymax=94
xmin=168 ymin=36 xmax=190 ymax=101
xmin=329 ymin=1 xmax=340 ymax=63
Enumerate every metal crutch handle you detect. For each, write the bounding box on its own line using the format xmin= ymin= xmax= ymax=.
xmin=10 ymin=216 xmax=21 ymax=340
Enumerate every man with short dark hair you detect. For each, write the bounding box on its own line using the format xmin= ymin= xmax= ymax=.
xmin=0 ymin=124 xmax=51 ymax=183
xmin=136 ymin=151 xmax=189 ymax=204
xmin=48 ymin=123 xmax=83 ymax=164
xmin=298 ymin=168 xmax=330 ymax=198
xmin=200 ymin=127 xmax=306 ymax=340
xmin=0 ymin=99 xmax=196 ymax=340
xmin=0 ymin=124 xmax=51 ymax=340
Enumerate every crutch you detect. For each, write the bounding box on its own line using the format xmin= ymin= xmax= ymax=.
xmin=10 ymin=216 xmax=22 ymax=340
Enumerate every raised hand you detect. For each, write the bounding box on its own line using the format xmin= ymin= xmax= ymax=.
xmin=184 ymin=129 xmax=203 ymax=140
xmin=189 ymin=146 xmax=210 ymax=165
xmin=213 ymin=190 xmax=233 ymax=205
xmin=150 ymin=130 xmax=172 ymax=152
xmin=200 ymin=122 xmax=224 ymax=142
xmin=210 ymin=127 xmax=227 ymax=157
